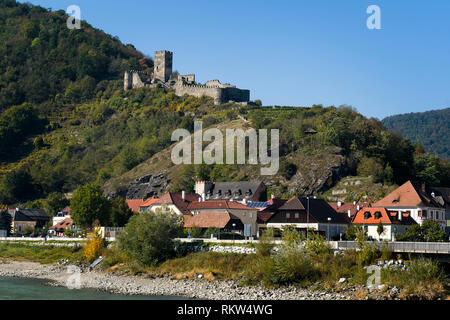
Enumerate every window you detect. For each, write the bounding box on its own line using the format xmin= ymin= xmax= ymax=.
xmin=364 ymin=211 xmax=371 ymax=219
xmin=286 ymin=213 xmax=291 ymax=219
xmin=295 ymin=213 xmax=299 ymax=219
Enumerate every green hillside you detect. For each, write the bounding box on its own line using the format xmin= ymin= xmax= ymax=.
xmin=0 ymin=0 xmax=449 ymax=208
xmin=382 ymin=108 xmax=450 ymax=160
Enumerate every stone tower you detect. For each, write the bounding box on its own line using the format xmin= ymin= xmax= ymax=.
xmin=153 ymin=50 xmax=173 ymax=83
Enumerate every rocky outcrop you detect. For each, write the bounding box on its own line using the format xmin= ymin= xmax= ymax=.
xmin=125 ymin=170 xmax=170 ymax=199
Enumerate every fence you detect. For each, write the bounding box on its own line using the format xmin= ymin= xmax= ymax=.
xmin=332 ymin=241 xmax=450 ymax=254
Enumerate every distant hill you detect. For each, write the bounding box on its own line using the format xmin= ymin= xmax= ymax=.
xmin=382 ymin=108 xmax=450 ymax=160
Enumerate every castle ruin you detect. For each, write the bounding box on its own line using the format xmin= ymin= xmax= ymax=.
xmin=124 ymin=50 xmax=250 ymax=105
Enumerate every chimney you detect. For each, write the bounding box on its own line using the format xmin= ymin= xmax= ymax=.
xmin=353 ymin=201 xmax=356 ymax=205
xmin=337 ymin=201 xmax=342 ymax=208
xmin=357 ymin=205 xmax=360 ymax=211
xmin=182 ymin=191 xmax=185 ymax=201
xmin=421 ymin=182 xmax=426 ymax=193
xmin=348 ymin=210 xmax=351 ymax=218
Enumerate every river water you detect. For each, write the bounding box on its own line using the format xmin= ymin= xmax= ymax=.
xmin=0 ymin=276 xmax=187 ymax=300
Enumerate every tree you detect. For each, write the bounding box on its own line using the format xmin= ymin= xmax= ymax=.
xmin=376 ymin=221 xmax=385 ymax=240
xmin=396 ymin=220 xmax=448 ymax=242
xmin=109 ymin=196 xmax=134 ymax=227
xmin=0 ymin=210 xmax=12 ymax=236
xmin=70 ymin=183 xmax=111 ymax=228
xmin=117 ymin=208 xmax=183 ymax=266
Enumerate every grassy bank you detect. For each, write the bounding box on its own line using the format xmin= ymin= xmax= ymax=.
xmin=1 ymin=241 xmax=448 ymax=300
xmin=0 ymin=243 xmax=83 ymax=264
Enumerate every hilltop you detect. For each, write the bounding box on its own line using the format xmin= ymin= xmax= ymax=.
xmin=0 ymin=1 xmax=449 ymax=207
xmin=382 ymin=108 xmax=450 ymax=160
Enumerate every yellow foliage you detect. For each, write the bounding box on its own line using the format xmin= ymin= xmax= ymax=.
xmin=83 ymin=235 xmax=104 ymax=262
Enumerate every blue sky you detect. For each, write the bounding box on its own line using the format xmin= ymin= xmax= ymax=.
xmin=26 ymin=0 xmax=450 ymax=119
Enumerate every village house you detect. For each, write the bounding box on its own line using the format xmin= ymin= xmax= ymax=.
xmin=352 ymin=207 xmax=417 ymax=241
xmin=187 ymin=200 xmax=258 ymax=237
xmin=373 ymin=181 xmax=447 ymax=230
xmin=125 ymin=199 xmax=147 ymax=213
xmin=246 ymin=198 xmax=288 ymax=237
xmin=7 ymin=208 xmax=50 ymax=235
xmin=265 ymin=197 xmax=349 ymax=240
xmin=194 ymin=181 xmax=266 ymax=203
xmin=49 ymin=217 xmax=74 ymax=237
xmin=52 ymin=206 xmax=71 ymax=226
xmin=184 ymin=211 xmax=244 ymax=236
xmin=139 ymin=191 xmax=199 ymax=220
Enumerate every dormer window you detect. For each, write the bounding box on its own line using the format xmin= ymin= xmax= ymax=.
xmin=374 ymin=211 xmax=382 ymax=220
xmin=226 ymin=189 xmax=232 ymax=197
xmin=364 ymin=211 xmax=371 ymax=219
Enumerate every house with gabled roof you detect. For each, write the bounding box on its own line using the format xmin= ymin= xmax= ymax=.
xmin=266 ymin=197 xmax=349 ymax=240
xmin=7 ymin=208 xmax=50 ymax=235
xmin=187 ymin=200 xmax=258 ymax=237
xmin=139 ymin=191 xmax=200 ymax=219
xmin=373 ymin=181 xmax=446 ymax=230
xmin=352 ymin=207 xmax=417 ymax=241
xmin=49 ymin=217 xmax=74 ymax=237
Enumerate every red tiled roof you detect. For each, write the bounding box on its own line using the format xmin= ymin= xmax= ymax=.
xmin=374 ymin=180 xmax=443 ymax=208
xmin=140 ymin=198 xmax=159 ymax=208
xmin=153 ymin=192 xmax=200 ymax=215
xmin=184 ymin=211 xmax=240 ymax=228
xmin=187 ymin=200 xmax=252 ymax=210
xmin=49 ymin=218 xmax=73 ymax=230
xmin=257 ymin=212 xmax=274 ymax=223
xmin=126 ymin=199 xmax=147 ymax=212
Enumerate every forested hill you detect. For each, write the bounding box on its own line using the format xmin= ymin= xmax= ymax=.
xmin=382 ymin=108 xmax=450 ymax=160
xmin=0 ymin=0 xmax=151 ymax=111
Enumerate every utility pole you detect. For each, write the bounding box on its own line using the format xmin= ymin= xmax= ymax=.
xmin=306 ymin=196 xmax=310 ymax=240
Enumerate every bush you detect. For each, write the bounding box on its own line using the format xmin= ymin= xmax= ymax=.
xmin=270 ymin=246 xmax=317 ymax=286
xmin=304 ymin=232 xmax=331 ymax=257
xmin=83 ymin=234 xmax=104 ymax=262
xmin=117 ymin=209 xmax=183 ymax=267
xmin=256 ymin=228 xmax=275 ymax=258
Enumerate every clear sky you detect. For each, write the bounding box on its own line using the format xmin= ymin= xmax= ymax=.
xmin=25 ymin=0 xmax=450 ymax=119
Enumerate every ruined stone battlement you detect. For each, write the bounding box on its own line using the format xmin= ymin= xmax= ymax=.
xmin=124 ymin=50 xmax=250 ymax=105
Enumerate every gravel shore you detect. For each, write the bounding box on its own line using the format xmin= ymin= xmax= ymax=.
xmin=0 ymin=260 xmax=351 ymax=300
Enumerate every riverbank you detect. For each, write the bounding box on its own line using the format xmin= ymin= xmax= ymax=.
xmin=0 ymin=260 xmax=352 ymax=300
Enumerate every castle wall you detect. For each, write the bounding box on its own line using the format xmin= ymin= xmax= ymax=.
xmin=132 ymin=72 xmax=145 ymax=89
xmin=222 ymin=87 xmax=250 ymax=103
xmin=174 ymin=84 xmax=223 ymax=104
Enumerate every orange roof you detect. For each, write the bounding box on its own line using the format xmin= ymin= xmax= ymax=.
xmin=140 ymin=198 xmax=159 ymax=208
xmin=352 ymin=207 xmax=417 ymax=225
xmin=374 ymin=180 xmax=443 ymax=208
xmin=184 ymin=211 xmax=237 ymax=228
xmin=187 ymin=200 xmax=253 ymax=210
xmin=126 ymin=199 xmax=147 ymax=212
xmin=49 ymin=217 xmax=73 ymax=230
